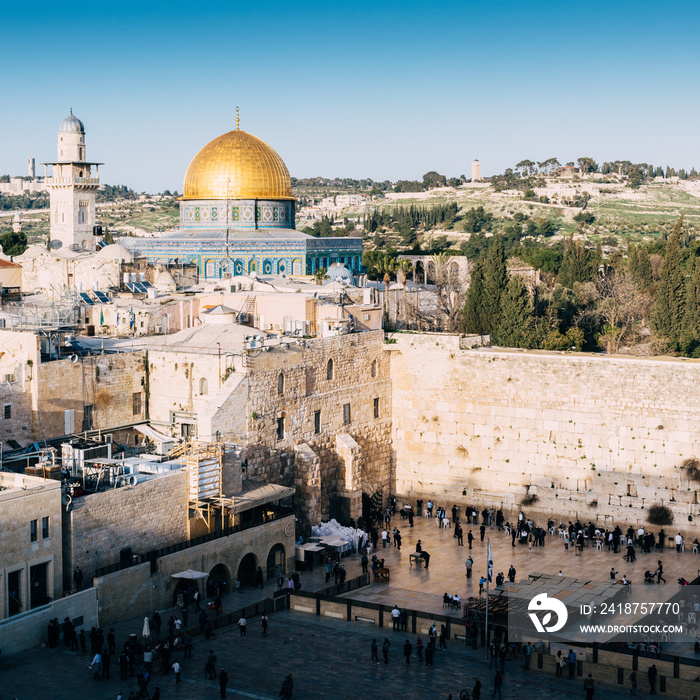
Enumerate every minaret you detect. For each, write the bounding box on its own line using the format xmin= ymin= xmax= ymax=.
xmin=471 ymin=159 xmax=482 ymax=182
xmin=44 ymin=110 xmax=102 ymax=252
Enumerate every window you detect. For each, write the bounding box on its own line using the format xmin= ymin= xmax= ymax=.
xmin=199 ymin=377 xmax=208 ymax=395
xmin=343 ymin=403 xmax=351 ymax=425
xmin=30 ymin=519 xmax=37 ymax=543
xmin=64 ymin=408 xmax=74 ymax=434
xmin=277 ymin=373 xmax=284 ymax=395
xmin=133 ymin=392 xmax=142 ymax=415
xmin=374 ymin=397 xmax=380 ymax=419
xmin=371 ymin=360 xmax=378 ymax=378
xmin=314 ymin=410 xmax=321 ymax=434
xmin=326 ymin=359 xmax=334 ymax=381
xmin=363 ymin=313 xmax=370 ymax=321
xmin=181 ymin=423 xmax=194 ymax=438
xmin=276 ymin=417 xmax=284 ymax=441
xmin=42 ymin=516 xmax=50 ymax=539
xmin=83 ymin=405 xmax=93 ymax=431
xmin=4 ymin=404 xmax=10 ymax=419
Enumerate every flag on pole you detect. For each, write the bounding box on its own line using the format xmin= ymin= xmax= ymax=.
xmin=487 ymin=540 xmax=493 ymax=584
xmin=130 ymin=306 xmax=134 ymax=328
xmin=100 ymin=309 xmax=104 ymax=325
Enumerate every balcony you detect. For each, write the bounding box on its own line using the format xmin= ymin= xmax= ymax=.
xmin=46 ymin=177 xmax=100 ymax=186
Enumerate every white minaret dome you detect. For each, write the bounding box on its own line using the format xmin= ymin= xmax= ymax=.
xmin=59 ymin=110 xmax=85 ymax=134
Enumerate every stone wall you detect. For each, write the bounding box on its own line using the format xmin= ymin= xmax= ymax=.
xmin=244 ymin=331 xmax=393 ymax=524
xmin=36 ymin=352 xmax=146 ymax=439
xmin=0 ymin=331 xmax=37 ymax=445
xmin=390 ymin=333 xmax=700 ymax=535
xmin=64 ymin=470 xmax=188 ymax=584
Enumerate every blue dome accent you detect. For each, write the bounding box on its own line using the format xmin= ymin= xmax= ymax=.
xmin=59 ymin=110 xmax=85 ymax=134
xmin=323 ymin=263 xmax=354 ymax=285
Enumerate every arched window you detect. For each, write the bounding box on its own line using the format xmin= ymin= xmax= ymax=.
xmin=326 ymin=358 xmax=334 ymax=381
xmin=371 ymin=359 xmax=378 ymax=378
xmin=277 ymin=372 xmax=284 ymax=395
xmin=199 ymin=377 xmax=208 ymax=395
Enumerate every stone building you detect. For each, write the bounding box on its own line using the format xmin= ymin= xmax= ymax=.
xmin=471 ymin=159 xmax=482 ymax=182
xmin=0 ymin=472 xmax=62 ymax=620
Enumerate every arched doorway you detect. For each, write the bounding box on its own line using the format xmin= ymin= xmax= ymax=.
xmin=266 ymin=544 xmax=286 ymax=580
xmin=237 ymin=553 xmax=257 ymax=586
xmin=207 ymin=563 xmax=230 ymax=598
xmin=249 ymin=259 xmax=257 ymax=274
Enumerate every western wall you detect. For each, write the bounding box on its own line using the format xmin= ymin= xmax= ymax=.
xmin=388 ymin=333 xmax=700 ymax=534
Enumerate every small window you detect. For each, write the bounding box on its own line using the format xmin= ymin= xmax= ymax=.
xmin=277 ymin=373 xmax=284 ymax=396
xmin=42 ymin=516 xmax=50 ymax=539
xmin=343 ymin=403 xmax=351 ymax=425
xmin=199 ymin=377 xmax=208 ymax=395
xmin=326 ymin=359 xmax=334 ymax=381
xmin=4 ymin=404 xmax=10 ymax=419
xmin=276 ymin=417 xmax=284 ymax=441
xmin=132 ymin=392 xmax=142 ymax=415
xmin=314 ymin=410 xmax=321 ymax=434
xmin=30 ymin=519 xmax=37 ymax=543
xmin=374 ymin=397 xmax=380 ymax=419
xmin=371 ymin=360 xmax=378 ymax=378
xmin=83 ymin=405 xmax=93 ymax=431
xmin=364 ymin=313 xmax=370 ymax=321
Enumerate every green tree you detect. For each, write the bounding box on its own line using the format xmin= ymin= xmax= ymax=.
xmin=493 ymin=276 xmax=535 ymax=348
xmin=0 ymin=231 xmax=28 ymax=257
xmin=653 ymin=216 xmax=686 ymax=348
xmin=462 ymin=256 xmax=488 ymax=334
xmin=559 ymin=235 xmax=596 ymax=288
xmin=483 ymin=236 xmax=508 ymax=332
xmin=312 ymin=268 xmax=328 ymax=285
xmin=680 ymin=256 xmax=700 ymax=356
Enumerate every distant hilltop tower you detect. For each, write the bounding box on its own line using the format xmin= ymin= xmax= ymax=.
xmin=44 ymin=110 xmax=102 ymax=252
xmin=28 ymin=151 xmax=35 ymax=179
xmin=12 ymin=212 xmax=22 ymax=233
xmin=471 ymin=159 xmax=482 ymax=182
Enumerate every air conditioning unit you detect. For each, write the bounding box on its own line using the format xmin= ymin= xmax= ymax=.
xmin=104 ymin=434 xmax=113 ymax=444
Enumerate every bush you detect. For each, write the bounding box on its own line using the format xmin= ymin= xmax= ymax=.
xmin=521 ymin=494 xmax=539 ymax=507
xmin=647 ymin=504 xmax=673 ymax=526
xmin=682 ymin=458 xmax=700 ymax=482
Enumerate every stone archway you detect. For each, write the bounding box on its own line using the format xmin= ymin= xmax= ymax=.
xmin=237 ymin=553 xmax=258 ymax=587
xmin=266 ymin=543 xmax=286 ymax=580
xmin=207 ymin=563 xmax=230 ymax=598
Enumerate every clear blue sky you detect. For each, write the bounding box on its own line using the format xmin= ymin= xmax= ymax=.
xmin=1 ymin=0 xmax=699 ymax=192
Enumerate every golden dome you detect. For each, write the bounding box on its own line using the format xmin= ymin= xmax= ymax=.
xmin=182 ymin=128 xmax=293 ymax=201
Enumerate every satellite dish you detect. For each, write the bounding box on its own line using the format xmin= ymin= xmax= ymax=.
xmin=128 ymin=475 xmax=137 ymax=487
xmin=70 ymin=354 xmax=79 ymax=363
xmin=49 ymin=239 xmax=63 ymax=250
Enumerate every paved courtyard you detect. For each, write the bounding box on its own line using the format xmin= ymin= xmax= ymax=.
xmin=2 ymin=515 xmax=698 ymax=698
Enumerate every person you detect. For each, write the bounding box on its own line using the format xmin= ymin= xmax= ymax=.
xmin=427 ymin=500 xmax=434 ymax=517
xmin=480 ymin=524 xmax=486 ymax=542
xmin=74 ymin=566 xmax=83 ymax=591
xmin=422 ymin=550 xmax=430 ymax=568
xmin=522 ymin=642 xmax=531 ymax=670
xmin=107 ymin=628 xmax=116 ymax=655
xmin=568 ymin=649 xmax=577 ymax=679
xmin=371 ymin=638 xmax=379 ymax=664
xmin=429 ymin=622 xmax=438 ymax=649
xmin=280 ymin=673 xmax=293 ymax=699
xmin=425 ymin=643 xmax=434 ymax=668
xmin=610 ymin=567 xmax=618 ymax=580
xmin=583 ymin=673 xmax=595 ymax=700
xmin=629 ymin=669 xmax=637 ymax=696
xmin=415 ymin=539 xmax=422 ymax=553
xmin=493 ymin=670 xmax=503 ymax=698
xmin=205 ymin=650 xmax=217 ymax=680
xmin=172 ymin=659 xmax=181 ymax=683
xmin=508 ymin=565 xmax=516 ymax=583
xmin=90 ymin=651 xmax=102 ymax=680
xmin=675 ymin=533 xmax=684 ymax=552
xmin=621 ymin=575 xmax=630 ymax=585
xmin=473 ymin=678 xmax=482 ymax=700
xmin=555 ymin=650 xmax=564 ymax=678
xmin=403 ymin=639 xmax=413 ymax=664
xmin=381 ymin=529 xmax=388 ymax=548
xmin=466 ymin=556 xmax=473 ymax=578
xmin=391 ymin=605 xmax=401 ymax=631
xmin=255 ymin=566 xmax=264 ymax=589
xmin=648 ymin=664 xmax=657 ymax=694
xmin=479 ymin=576 xmax=486 ymax=595
xmin=656 ymin=561 xmax=666 ymax=584
xmin=361 ymin=552 xmax=368 ymax=573
xmin=416 ymin=636 xmax=424 ymax=661
xmin=439 ymin=624 xmax=447 ymax=651
xmin=382 ymin=638 xmax=390 ymax=664
xmin=468 ymin=530 xmax=474 ymax=549
xmin=219 ymin=668 xmax=229 ymax=698
xmin=261 ymin=614 xmax=268 ymax=637
xmin=238 ymin=616 xmax=247 ymax=638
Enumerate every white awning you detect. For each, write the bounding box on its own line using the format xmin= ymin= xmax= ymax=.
xmin=171 ymin=569 xmax=208 ymax=580
xmin=134 ymin=425 xmax=175 ymax=444
xmin=229 ymin=480 xmax=295 ymax=514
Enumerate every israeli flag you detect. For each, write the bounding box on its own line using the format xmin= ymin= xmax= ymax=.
xmin=487 ymin=541 xmax=493 ymax=584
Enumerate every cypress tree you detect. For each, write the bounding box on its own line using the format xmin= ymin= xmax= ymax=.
xmin=653 ymin=216 xmax=686 ymax=347
xmin=635 ymin=247 xmax=654 ymax=290
xmin=462 ymin=256 xmax=488 ymax=334
xmin=493 ymin=276 xmax=535 ymax=348
xmin=627 ymin=243 xmax=639 ymax=280
xmin=483 ymin=236 xmax=508 ymax=332
xmin=559 ymin=235 xmax=596 ymax=288
xmin=680 ymin=257 xmax=700 ymax=356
